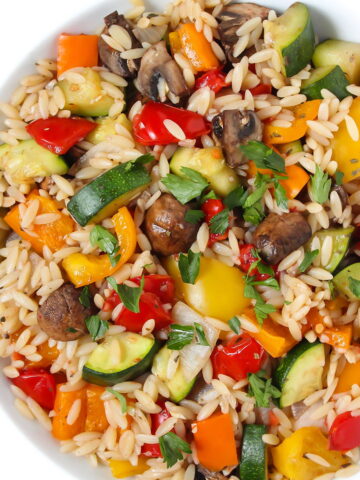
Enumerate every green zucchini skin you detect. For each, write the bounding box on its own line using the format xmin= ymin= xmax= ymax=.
xmin=273 ymin=340 xmax=325 ymax=407
xmin=301 ymin=65 xmax=350 ymax=100
xmin=67 ymin=161 xmax=151 ymax=226
xmin=82 ymin=338 xmax=161 ymax=387
xmin=239 ymin=424 xmax=267 ymax=480
xmin=333 ymin=262 xmax=360 ymax=300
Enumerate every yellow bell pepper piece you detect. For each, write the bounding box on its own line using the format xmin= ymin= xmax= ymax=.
xmin=242 ymin=308 xmax=299 ymax=358
xmin=272 ymin=427 xmax=346 ymax=480
xmin=109 ymin=457 xmax=149 ymax=478
xmin=164 ymin=256 xmax=250 ymax=322
xmin=332 ymin=97 xmax=360 ymax=182
xmin=62 ymin=206 xmax=136 ymax=287
xmin=335 ymin=360 xmax=360 ymax=394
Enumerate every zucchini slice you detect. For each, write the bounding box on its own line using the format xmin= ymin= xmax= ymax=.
xmin=0 ymin=139 xmax=68 ymax=184
xmin=308 ymin=227 xmax=354 ymax=273
xmin=333 ymin=262 xmax=360 ymax=300
xmin=58 ymin=68 xmax=115 ymax=117
xmin=67 ymin=160 xmax=151 ymax=226
xmin=313 ymin=39 xmax=360 ymax=85
xmin=264 ymin=2 xmax=315 ymax=77
xmin=239 ymin=424 xmax=267 ymax=480
xmin=301 ymin=65 xmax=350 ymax=100
xmin=83 ymin=332 xmax=161 ymax=386
xmin=273 ymin=340 xmax=325 ymax=407
xmin=152 ymin=346 xmax=196 ymax=403
xmin=277 ymin=140 xmax=303 ymax=156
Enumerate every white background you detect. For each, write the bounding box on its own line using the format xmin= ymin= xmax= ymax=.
xmin=0 ymin=3 xmax=99 ymax=478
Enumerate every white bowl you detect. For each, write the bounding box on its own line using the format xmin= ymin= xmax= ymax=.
xmin=0 ymin=0 xmax=360 ymax=478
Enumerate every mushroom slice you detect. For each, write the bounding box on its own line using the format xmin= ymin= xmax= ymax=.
xmin=216 ymin=3 xmax=270 ymax=63
xmin=98 ymin=11 xmax=141 ymax=78
xmin=212 ymin=109 xmax=263 ymax=168
xmin=196 ymin=466 xmax=228 ymax=480
xmin=137 ymin=41 xmax=189 ymax=101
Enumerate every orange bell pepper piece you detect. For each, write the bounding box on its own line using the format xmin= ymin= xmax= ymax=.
xmin=247 ymin=161 xmax=309 ymax=200
xmin=52 ymin=385 xmax=87 ymax=440
xmin=242 ymin=308 xmax=302 ymax=358
xmin=335 ymin=360 xmax=360 ymax=394
xmin=169 ymin=23 xmax=219 ymax=72
xmin=85 ymin=384 xmax=109 ymax=433
xmin=57 ymin=34 xmax=98 ymax=77
xmin=193 ymin=413 xmax=238 ymax=471
xmin=307 ymin=308 xmax=352 ymax=349
xmin=26 ymin=342 xmax=59 ymax=369
xmin=264 ymin=100 xmax=321 ymax=144
xmin=4 ymin=190 xmax=75 ymax=255
xmin=62 ymin=206 xmax=137 ymax=287
xmin=109 ymin=457 xmax=149 ymax=478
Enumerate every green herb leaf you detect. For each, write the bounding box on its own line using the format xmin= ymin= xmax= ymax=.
xmin=224 ymin=186 xmax=248 ymax=209
xmin=310 ymin=166 xmax=332 ymax=204
xmin=349 ymin=276 xmax=360 ymax=298
xmin=209 ymin=208 xmax=230 ymax=234
xmin=243 ymin=201 xmax=264 ymax=225
xmin=159 ymin=432 xmax=192 ymax=468
xmin=178 ymin=250 xmax=200 ymax=285
xmin=201 ymin=190 xmax=217 ymax=203
xmin=334 ymin=171 xmax=344 ymax=185
xmin=273 ymin=179 xmax=288 ymax=210
xmin=243 ymin=180 xmax=269 ymax=208
xmin=107 ymin=388 xmax=127 ymax=413
xmin=66 ymin=327 xmax=78 ymax=333
xmin=194 ymin=322 xmax=209 ymax=346
xmin=229 ymin=316 xmax=241 ymax=334
xmin=107 ymin=276 xmax=144 ymax=313
xmin=85 ymin=315 xmax=109 ymax=341
xmin=167 ymin=324 xmax=194 ymax=350
xmin=90 ymin=225 xmax=120 ymax=267
xmin=162 ymin=168 xmax=209 ymax=204
xmin=184 ymin=209 xmax=205 ymax=224
xmin=248 ymin=371 xmax=281 ymax=407
xmin=240 ymin=141 xmax=285 ymax=173
xmin=299 ymin=249 xmax=319 ymax=273
xmin=254 ymin=302 xmax=276 ymax=324
xmin=79 ymin=286 xmax=91 ymax=309
xmin=250 ymin=277 xmax=280 ymax=290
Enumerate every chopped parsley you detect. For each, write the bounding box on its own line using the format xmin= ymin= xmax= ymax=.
xmin=229 ymin=316 xmax=241 ymax=334
xmin=159 ymin=432 xmax=192 ymax=468
xmin=194 ymin=322 xmax=209 ymax=346
xmin=90 ymin=225 xmax=120 ymax=267
xmin=224 ymin=186 xmax=248 ymax=209
xmin=349 ymin=276 xmax=360 ymax=298
xmin=167 ymin=323 xmax=209 ymax=350
xmin=240 ymin=141 xmax=286 ymax=173
xmin=106 ymin=388 xmax=127 ymax=413
xmin=184 ymin=209 xmax=205 ymax=224
xmin=79 ymin=286 xmax=91 ymax=308
xmin=209 ymin=208 xmax=230 ymax=234
xmin=248 ymin=371 xmax=281 ymax=407
xmin=162 ymin=167 xmax=209 ymax=204
xmin=299 ymin=249 xmax=320 ymax=273
xmin=85 ymin=315 xmax=109 ymax=341
xmin=334 ymin=170 xmax=344 ymax=185
xmin=107 ymin=276 xmax=144 ymax=313
xmin=310 ymin=166 xmax=332 ymax=204
xmin=178 ymin=249 xmax=200 ymax=285
xmin=244 ymin=273 xmax=279 ymax=324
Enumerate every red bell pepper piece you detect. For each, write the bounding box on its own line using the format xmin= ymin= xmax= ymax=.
xmin=211 ymin=334 xmax=266 ymax=381
xmin=12 ymin=368 xmax=56 ymax=410
xmin=201 ymin=198 xmax=229 ymax=246
xmin=132 ymin=275 xmax=175 ymax=304
xmin=248 ymin=84 xmax=272 ymax=96
xmin=142 ymin=400 xmax=172 ymax=457
xmin=195 ymin=68 xmax=229 ymax=93
xmin=329 ymin=412 xmax=360 ymax=451
xmin=114 ymin=291 xmax=172 ymax=332
xmin=133 ymin=101 xmax=210 ymax=146
xmin=26 ymin=117 xmax=96 ymax=155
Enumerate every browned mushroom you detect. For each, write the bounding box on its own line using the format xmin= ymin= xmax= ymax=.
xmin=144 ymin=193 xmax=199 ymax=256
xmin=212 ymin=109 xmax=263 ymax=168
xmin=137 ymin=41 xmax=189 ymax=101
xmin=37 ymin=283 xmax=96 ymax=341
xmin=254 ymin=212 xmax=312 ymax=264
xmin=216 ymin=3 xmax=271 ymax=63
xmin=196 ymin=466 xmax=228 ymax=480
xmin=98 ymin=11 xmax=141 ymax=78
